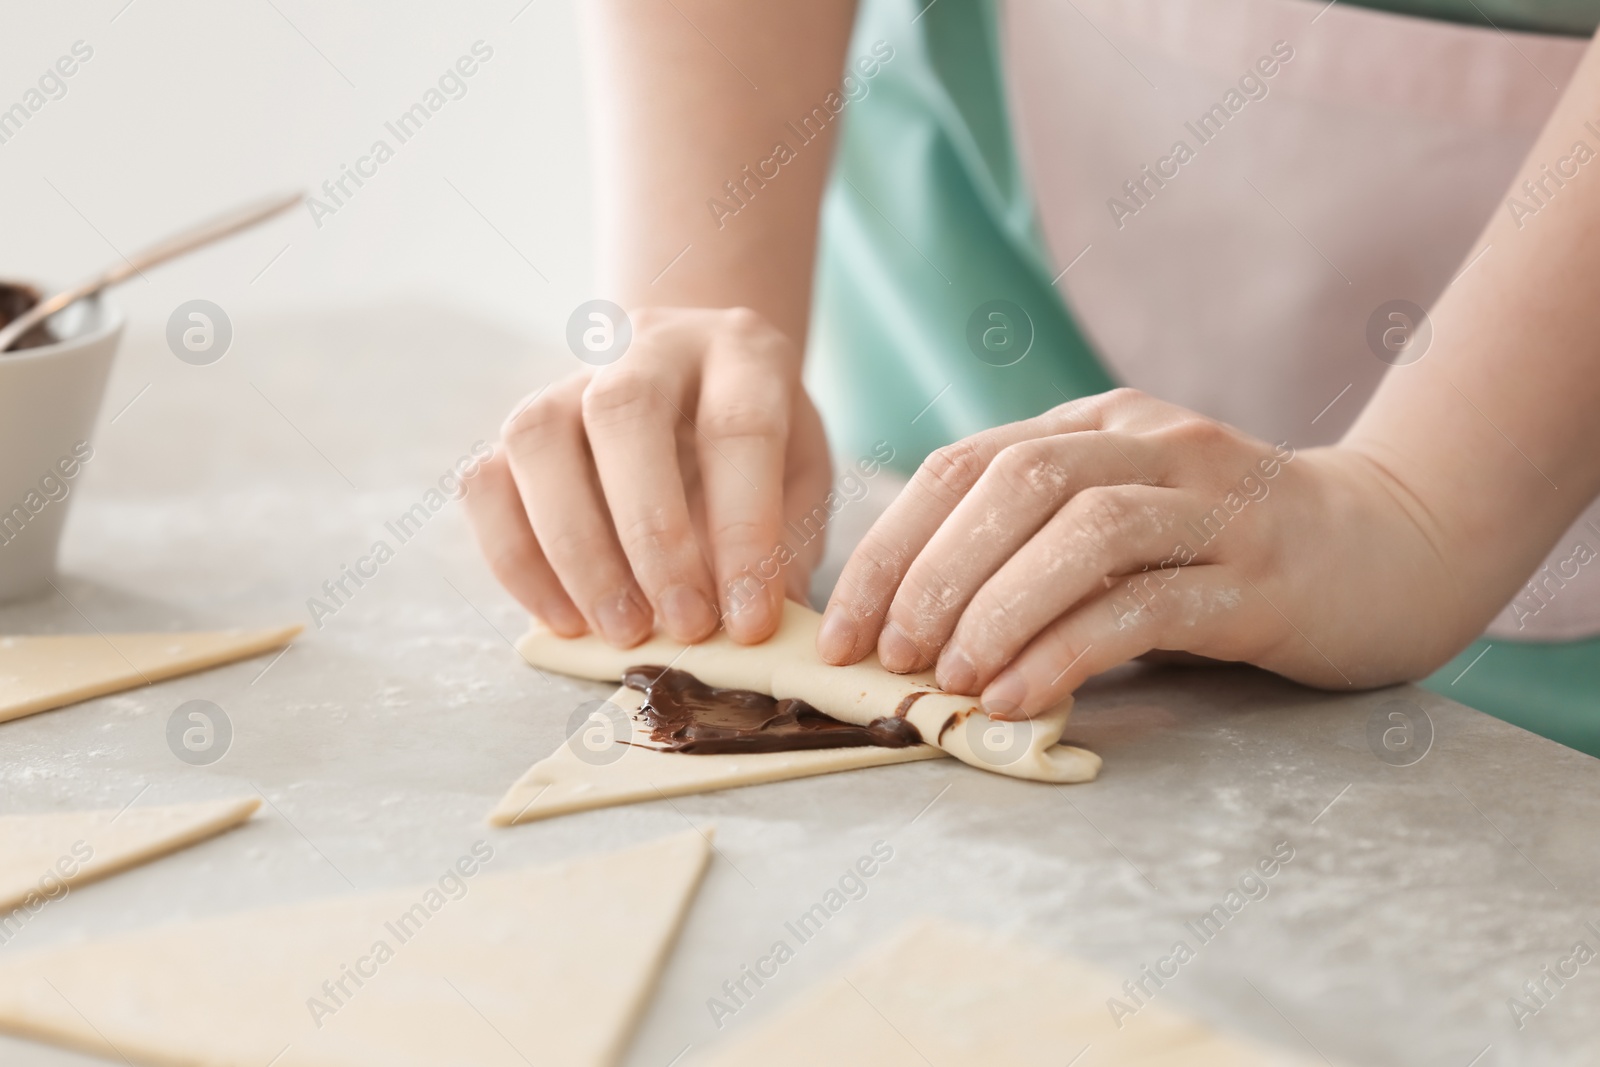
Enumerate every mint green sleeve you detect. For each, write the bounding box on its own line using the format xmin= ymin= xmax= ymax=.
xmin=806 ymin=0 xmax=1115 ymax=473
xmin=1345 ymin=0 xmax=1599 ymax=34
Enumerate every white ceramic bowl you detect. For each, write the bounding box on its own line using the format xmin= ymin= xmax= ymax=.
xmin=0 ymin=290 xmax=124 ymax=602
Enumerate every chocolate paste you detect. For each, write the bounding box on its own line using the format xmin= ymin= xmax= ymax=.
xmin=622 ymin=665 xmax=922 ymax=754
xmin=938 ymin=712 xmax=963 ymax=743
xmin=0 ymin=282 xmax=56 ymax=351
xmin=894 ymin=691 xmax=930 ymax=719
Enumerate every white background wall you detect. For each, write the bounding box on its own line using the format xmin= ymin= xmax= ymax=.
xmin=1 ymin=0 xmax=595 ymax=347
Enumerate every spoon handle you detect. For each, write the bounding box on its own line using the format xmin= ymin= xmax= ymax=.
xmin=0 ymin=190 xmax=303 ymax=353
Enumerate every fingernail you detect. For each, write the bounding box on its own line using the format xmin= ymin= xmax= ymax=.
xmin=878 ymin=625 xmax=922 ymax=673
xmin=982 ymin=671 xmax=1027 ymax=720
xmin=723 ymin=581 xmax=773 ymax=643
xmin=816 ymin=606 xmax=855 ymax=664
xmin=595 ymin=590 xmax=650 ymax=646
xmin=661 ymin=584 xmax=719 ymax=641
xmin=938 ymin=648 xmax=976 ymax=695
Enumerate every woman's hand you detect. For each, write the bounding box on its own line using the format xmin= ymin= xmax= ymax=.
xmin=473 ymin=2 xmax=852 ymax=648
xmin=464 ymin=306 xmax=832 ymax=648
xmin=816 ymin=388 xmax=1474 ymax=718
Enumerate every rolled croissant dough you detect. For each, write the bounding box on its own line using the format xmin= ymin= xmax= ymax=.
xmin=695 ymin=917 xmax=1323 ymax=1067
xmin=0 ymin=797 xmax=260 ymax=913
xmin=489 ymin=685 xmax=944 ymax=825
xmin=0 ymin=829 xmax=712 ymax=1067
xmin=0 ymin=625 xmax=302 ymax=724
xmin=515 ymin=601 xmax=1099 ymax=784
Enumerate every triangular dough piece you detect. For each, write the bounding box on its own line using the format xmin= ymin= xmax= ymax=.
xmin=694 ymin=917 xmax=1325 ymax=1067
xmin=0 ymin=829 xmax=711 ymax=1067
xmin=0 ymin=625 xmax=302 ymax=724
xmin=0 ymin=797 xmax=260 ymax=914
xmin=490 ymin=686 xmax=944 ymax=826
xmin=516 ymin=601 xmax=1099 ymax=783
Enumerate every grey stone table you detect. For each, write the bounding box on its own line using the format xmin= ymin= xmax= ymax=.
xmin=2 ymin=305 xmax=1596 ymax=1067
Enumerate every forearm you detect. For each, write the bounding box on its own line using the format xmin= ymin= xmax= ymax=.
xmin=581 ymin=0 xmax=857 ymax=343
xmin=1345 ymin=33 xmax=1600 ymax=634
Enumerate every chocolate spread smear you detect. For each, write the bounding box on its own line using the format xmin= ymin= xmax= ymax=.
xmin=0 ymin=282 xmax=57 ymax=351
xmin=623 ymin=665 xmax=922 ymax=754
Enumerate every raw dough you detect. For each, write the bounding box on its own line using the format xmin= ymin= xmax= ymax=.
xmin=0 ymin=625 xmax=303 ymax=724
xmin=0 ymin=828 xmax=711 ymax=1067
xmin=489 ymin=685 xmax=944 ymax=826
xmin=516 ymin=601 xmax=1099 ymax=784
xmin=0 ymin=797 xmax=260 ymax=914
xmin=695 ymin=917 xmax=1324 ymax=1067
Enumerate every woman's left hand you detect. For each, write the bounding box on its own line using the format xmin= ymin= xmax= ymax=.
xmin=815 ymin=388 xmax=1475 ymax=719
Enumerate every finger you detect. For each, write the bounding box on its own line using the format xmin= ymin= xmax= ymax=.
xmin=461 ymin=450 xmax=587 ymax=636
xmin=980 ymin=564 xmax=1261 ymax=719
xmin=817 ymin=416 xmax=1075 ymax=666
xmin=583 ymin=345 xmax=721 ymax=643
xmin=502 ymin=377 xmax=654 ymax=647
xmin=695 ymin=314 xmax=796 ymax=643
xmin=935 ymin=483 xmax=1204 ymax=693
xmin=881 ymin=433 xmax=1163 ymax=676
xmin=779 ymin=397 xmax=835 ymax=605
xmin=817 ymin=388 xmax=1166 ymax=666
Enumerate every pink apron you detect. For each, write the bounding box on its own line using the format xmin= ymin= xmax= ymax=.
xmin=1001 ymin=0 xmax=1599 ymax=640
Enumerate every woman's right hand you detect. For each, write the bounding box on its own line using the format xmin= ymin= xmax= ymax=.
xmin=463 ymin=306 xmax=833 ymax=649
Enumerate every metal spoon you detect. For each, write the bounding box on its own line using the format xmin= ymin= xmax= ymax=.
xmin=0 ymin=190 xmax=303 ymax=354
